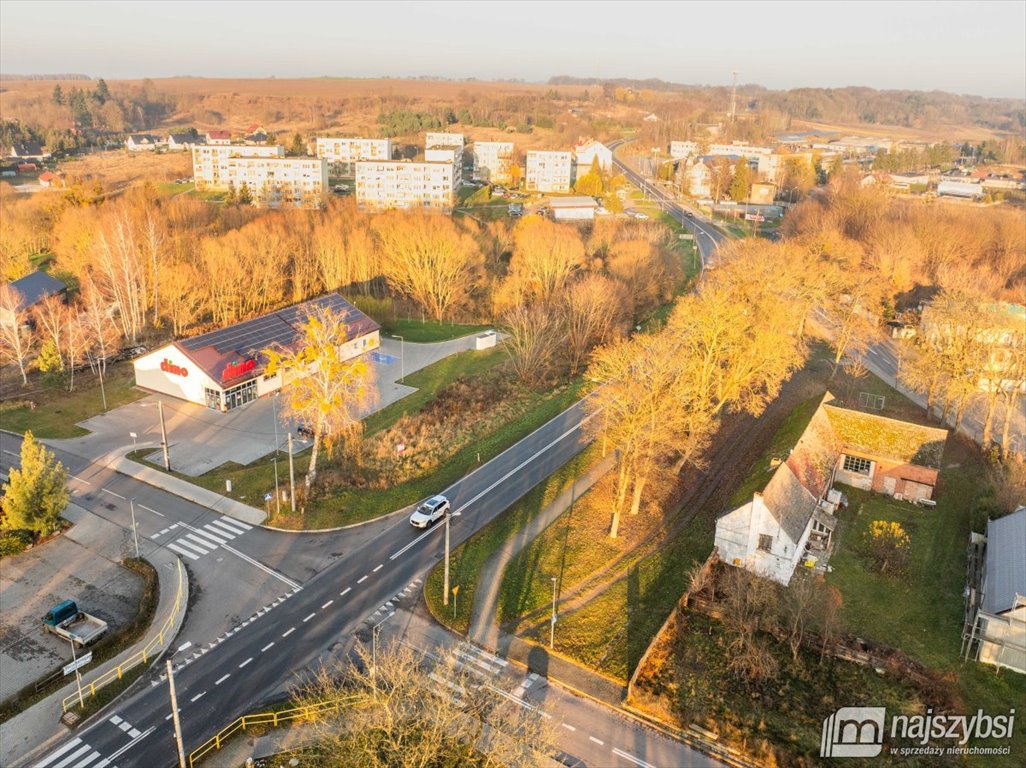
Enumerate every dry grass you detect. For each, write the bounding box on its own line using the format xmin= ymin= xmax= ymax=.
xmin=57 ymin=150 xmax=191 ymax=191
xmin=792 ymin=117 xmax=1006 ymax=143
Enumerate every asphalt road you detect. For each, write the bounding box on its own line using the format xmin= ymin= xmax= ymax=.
xmin=25 ymin=398 xmax=600 ymax=768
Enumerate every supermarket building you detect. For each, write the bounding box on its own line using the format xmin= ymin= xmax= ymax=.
xmin=133 ymin=294 xmax=379 ymax=411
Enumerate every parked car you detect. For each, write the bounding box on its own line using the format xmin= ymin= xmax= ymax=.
xmin=409 ymin=495 xmax=450 ymax=528
xmin=296 ymin=424 xmax=315 ymax=439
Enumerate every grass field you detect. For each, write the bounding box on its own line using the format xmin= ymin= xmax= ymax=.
xmin=387 ymin=318 xmax=492 ymax=344
xmin=0 ymin=364 xmax=146 ymax=438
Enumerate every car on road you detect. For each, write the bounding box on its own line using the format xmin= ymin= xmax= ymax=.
xmin=508 ymin=202 xmax=524 ymax=217
xmin=296 ymin=424 xmax=315 ymax=439
xmin=409 ymin=495 xmax=450 ymax=528
xmin=630 ymin=210 xmax=650 ymax=220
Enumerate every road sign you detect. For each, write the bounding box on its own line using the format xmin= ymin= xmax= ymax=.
xmin=679 ymin=233 xmax=694 ymax=240
xmin=264 ymin=492 xmax=273 ymax=502
xmin=744 ymin=213 xmax=765 ymax=222
xmin=63 ymin=652 xmax=92 ymax=676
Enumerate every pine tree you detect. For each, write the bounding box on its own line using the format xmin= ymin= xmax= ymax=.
xmin=1 ymin=432 xmax=69 ymax=534
xmin=37 ymin=338 xmax=65 ymax=388
xmin=93 ymin=78 xmax=111 ymax=104
xmin=238 ymin=182 xmax=253 ymax=205
xmin=289 ymin=132 xmax=305 ymax=157
xmin=729 ymin=158 xmax=752 ymax=202
xmin=52 ymin=84 xmax=64 ymax=106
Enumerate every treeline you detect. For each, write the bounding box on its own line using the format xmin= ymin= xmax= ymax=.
xmin=0 ymin=189 xmax=682 ymax=392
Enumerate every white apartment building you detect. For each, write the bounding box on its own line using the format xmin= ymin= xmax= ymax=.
xmin=356 ymin=160 xmax=457 ymax=211
xmin=315 ymin=137 xmax=392 ymax=171
xmin=472 ymin=141 xmax=514 ymax=183
xmin=425 ymin=147 xmax=463 ymax=187
xmin=670 ymin=141 xmax=699 ymax=160
xmin=224 ymin=156 xmax=327 ymax=208
xmin=526 ymin=150 xmax=573 ymax=193
xmin=192 ymin=144 xmax=285 ymax=190
xmin=425 ymin=132 xmax=465 ymax=149
xmin=574 ymin=140 xmax=613 ymax=174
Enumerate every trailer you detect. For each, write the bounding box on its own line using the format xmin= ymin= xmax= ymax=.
xmin=43 ymin=600 xmax=108 ymax=647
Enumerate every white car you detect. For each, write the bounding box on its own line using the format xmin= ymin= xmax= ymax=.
xmin=631 ymin=211 xmax=650 ymax=220
xmin=409 ymin=495 xmax=451 ymax=528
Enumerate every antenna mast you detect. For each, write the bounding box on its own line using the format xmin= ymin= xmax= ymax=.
xmin=730 ymin=70 xmax=739 ymax=122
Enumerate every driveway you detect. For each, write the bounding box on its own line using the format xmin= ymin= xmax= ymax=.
xmin=48 ymin=333 xmax=491 ymax=476
xmin=0 ymin=504 xmax=145 ymax=703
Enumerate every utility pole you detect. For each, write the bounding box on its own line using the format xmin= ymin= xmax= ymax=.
xmin=167 ymin=659 xmax=186 ymax=768
xmin=273 ymin=457 xmax=281 ymax=517
xmin=129 ymin=498 xmax=140 ymax=558
xmin=550 ymin=577 xmax=558 ymax=650
xmin=158 ymin=400 xmax=170 ymax=471
xmin=98 ymin=358 xmax=108 ymax=412
xmin=287 ymin=433 xmax=296 ymax=514
xmin=443 ymin=509 xmax=451 ymax=606
xmin=729 ymin=70 xmax=739 ymax=122
xmin=70 ymin=637 xmax=84 ymax=709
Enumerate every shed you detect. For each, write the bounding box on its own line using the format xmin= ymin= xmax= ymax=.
xmin=548 ymin=196 xmax=599 ymax=221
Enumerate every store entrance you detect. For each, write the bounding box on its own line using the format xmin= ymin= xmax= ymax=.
xmin=223 ymin=380 xmax=257 ymax=411
xmin=204 ymin=388 xmax=221 ymax=410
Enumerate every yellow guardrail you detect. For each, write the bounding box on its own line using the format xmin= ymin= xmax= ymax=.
xmin=62 ymin=559 xmax=186 ymax=712
xmin=187 ymin=695 xmax=360 ymax=767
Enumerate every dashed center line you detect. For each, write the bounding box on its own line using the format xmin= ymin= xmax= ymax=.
xmin=138 ymin=503 xmax=165 ymax=517
xmin=282 ymin=627 xmax=296 ymax=638
xmin=340 ymin=587 xmax=351 ymax=596
xmin=303 ymin=612 xmax=316 ymax=622
xmin=612 ymin=747 xmax=656 ymax=768
xmin=589 ymin=735 xmax=604 ymax=745
xmin=261 ymin=642 xmax=275 ymax=652
xmin=357 ymin=575 xmax=368 ymax=584
xmin=100 ymin=487 xmax=126 ymax=500
xmin=373 ymin=564 xmax=383 ymax=572
xmin=321 ymin=599 xmax=333 ymax=609
xmin=561 ymin=722 xmax=576 ymax=731
xmin=238 ymin=657 xmax=253 ymax=668
xmin=215 ymin=674 xmax=230 ymax=685
xmin=190 ymin=692 xmax=206 ymax=702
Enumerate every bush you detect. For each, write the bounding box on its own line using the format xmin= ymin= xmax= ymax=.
xmin=0 ymin=529 xmax=36 ymax=558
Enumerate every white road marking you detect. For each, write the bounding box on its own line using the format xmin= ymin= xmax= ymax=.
xmin=357 ymin=575 xmax=368 ymax=584
xmin=33 ymin=737 xmax=82 ymax=768
xmin=340 ymin=587 xmax=351 ymax=596
xmin=128 ymin=727 xmax=141 ymax=738
xmin=137 ymin=503 xmax=164 ymax=517
xmin=172 ymin=537 xmax=209 ymax=556
xmin=238 ymin=657 xmax=253 ymax=668
xmin=190 ymin=692 xmax=206 ymax=702
xmin=189 ymin=527 xmax=227 ymax=547
xmin=589 ymin=736 xmax=604 ymax=745
xmin=612 ymin=748 xmax=656 ymax=768
xmin=215 ymin=674 xmax=230 ymax=685
xmin=282 ymin=627 xmax=296 ymax=637
xmin=166 ymin=543 xmax=199 ymax=561
xmin=2 ymin=449 xmax=20 ymax=457
xmin=204 ymin=519 xmax=239 ymax=538
xmin=49 ymin=744 xmax=92 ymax=768
xmin=184 ymin=533 xmax=217 ymax=552
xmin=303 ymin=612 xmax=316 ymax=622
xmin=109 ymin=715 xmax=122 ymax=725
xmin=219 ymin=542 xmax=301 ymax=590
xmin=261 ymin=642 xmax=275 ymax=652
xmin=74 ymin=751 xmax=103 ymax=768
xmin=561 ymin=722 xmax=576 ymax=731
xmin=213 ymin=516 xmax=251 ymax=534
xmin=100 ymin=488 xmax=125 ymax=500
xmin=106 ymin=726 xmax=154 ymax=762
xmin=321 ymin=600 xmax=333 ymax=609
xmin=373 ymin=564 xmax=383 ymax=572
xmin=68 ymin=475 xmax=91 ymax=485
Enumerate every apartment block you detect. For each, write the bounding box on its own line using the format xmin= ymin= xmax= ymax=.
xmin=526 ymin=150 xmax=573 ymax=193
xmin=224 ymin=156 xmax=327 ymax=208
xmin=425 ymin=146 xmax=462 ymax=187
xmin=192 ymin=144 xmax=285 ymax=190
xmin=356 ymin=160 xmax=457 ymax=211
xmin=425 ymin=132 xmax=465 ymax=149
xmin=315 ymin=137 xmax=392 ymax=171
xmin=574 ymin=139 xmax=612 ymax=174
xmin=472 ymin=141 xmax=514 ymax=184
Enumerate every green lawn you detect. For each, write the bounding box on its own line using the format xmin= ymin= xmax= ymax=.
xmin=0 ymin=364 xmax=146 ymax=438
xmin=388 ymin=318 xmax=492 ymax=344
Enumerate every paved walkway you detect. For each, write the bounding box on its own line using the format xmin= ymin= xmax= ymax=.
xmin=2 ymin=545 xmax=189 ymax=768
xmin=468 ymin=453 xmax=616 ymax=649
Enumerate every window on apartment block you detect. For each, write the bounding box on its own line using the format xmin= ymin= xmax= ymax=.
xmin=842 ymin=455 xmax=872 ymax=476
xmin=758 ymin=534 xmax=773 ymax=552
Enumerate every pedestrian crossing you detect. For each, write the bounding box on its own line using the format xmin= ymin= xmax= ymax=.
xmin=453 ymin=641 xmax=508 ymax=679
xmin=31 ymin=736 xmax=114 ymax=768
xmin=166 ymin=516 xmax=252 ymax=561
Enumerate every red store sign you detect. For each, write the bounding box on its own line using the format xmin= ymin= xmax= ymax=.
xmin=160 ymin=359 xmax=188 ymax=377
xmin=223 ymin=358 xmax=256 ymax=380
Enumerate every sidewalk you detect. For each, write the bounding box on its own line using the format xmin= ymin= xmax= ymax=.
xmin=2 ymin=547 xmax=190 ymax=768
xmin=468 ymin=453 xmax=616 ymax=649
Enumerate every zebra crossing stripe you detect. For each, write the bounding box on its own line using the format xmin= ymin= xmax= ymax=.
xmin=182 ymin=534 xmax=216 ymax=553
xmin=213 ymin=517 xmax=250 ymax=534
xmin=172 ymin=538 xmax=208 ymax=557
xmin=167 ymin=543 xmax=199 ymax=561
xmin=190 ymin=527 xmax=228 ymax=546
xmin=30 ymin=737 xmax=81 ymax=767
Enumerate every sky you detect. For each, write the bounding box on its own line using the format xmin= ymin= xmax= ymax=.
xmin=2 ymin=0 xmax=1024 ymax=99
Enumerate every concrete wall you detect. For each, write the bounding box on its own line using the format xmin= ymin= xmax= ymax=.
xmin=133 ymin=344 xmax=219 ymax=405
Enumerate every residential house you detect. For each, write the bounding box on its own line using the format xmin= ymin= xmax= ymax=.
xmin=167 ymin=133 xmax=198 ymax=152
xmin=192 ymin=144 xmax=285 ymax=190
xmin=355 ymin=159 xmax=457 ymax=211
xmin=964 ymin=507 xmax=1025 ymax=674
xmin=888 ymin=172 xmax=930 ymax=190
xmin=205 ymin=130 xmax=232 ymax=145
xmin=549 ymin=196 xmax=599 ymax=221
xmin=9 ymin=141 xmax=49 ymax=161
xmin=683 ymin=161 xmax=712 ymax=198
xmin=0 ymin=271 xmax=68 ymax=327
xmin=38 ymin=171 xmax=58 ymax=188
xmin=669 ymin=141 xmax=699 ymax=161
xmin=472 ymin=141 xmax=514 ymax=184
xmin=715 ymin=394 xmax=947 ymax=585
xmin=525 ymin=150 xmax=573 ymax=193
xmin=126 ymin=134 xmax=164 ymax=152
xmin=574 ymin=139 xmax=612 ymax=175
xmin=244 ymin=124 xmax=269 ymax=143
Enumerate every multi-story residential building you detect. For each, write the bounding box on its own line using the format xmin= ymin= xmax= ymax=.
xmin=526 ymin=150 xmax=573 ymax=193
xmin=573 ymin=139 xmax=613 ymax=174
xmin=355 ymin=159 xmax=457 ymax=211
xmin=315 ymin=137 xmax=392 ymax=172
xmin=192 ymin=144 xmax=285 ymax=190
xmin=425 ymin=146 xmax=462 ymax=187
xmin=425 ymin=132 xmax=465 ymax=149
xmin=224 ymin=156 xmax=327 ymax=208
xmin=472 ymin=141 xmax=514 ymax=184
xmin=670 ymin=141 xmax=700 ymax=161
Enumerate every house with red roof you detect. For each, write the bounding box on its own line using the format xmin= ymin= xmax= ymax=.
xmin=205 ymin=130 xmax=232 ymax=145
xmin=38 ymin=171 xmax=58 ymax=188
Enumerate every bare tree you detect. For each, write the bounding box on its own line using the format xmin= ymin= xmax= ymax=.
xmin=500 ymin=303 xmax=562 ymax=387
xmin=561 ymin=274 xmax=628 ymax=375
xmin=0 ymin=285 xmax=34 ymax=385
xmin=504 ymin=216 xmax=585 ymax=307
xmin=720 ymin=567 xmax=780 ymax=683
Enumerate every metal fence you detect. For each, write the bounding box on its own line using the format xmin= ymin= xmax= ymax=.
xmin=61 ymin=559 xmax=185 ymax=712
xmin=187 ymin=696 xmax=359 ymax=767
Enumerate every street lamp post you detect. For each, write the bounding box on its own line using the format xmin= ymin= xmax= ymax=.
xmin=442 ymin=508 xmax=462 ymax=607
xmin=272 ymin=457 xmax=281 ymax=517
xmin=129 ymin=498 xmax=140 ymax=558
xmin=271 ymin=392 xmax=280 ymax=455
xmin=69 ymin=637 xmax=85 ymax=709
xmin=550 ymin=577 xmax=557 ymax=650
